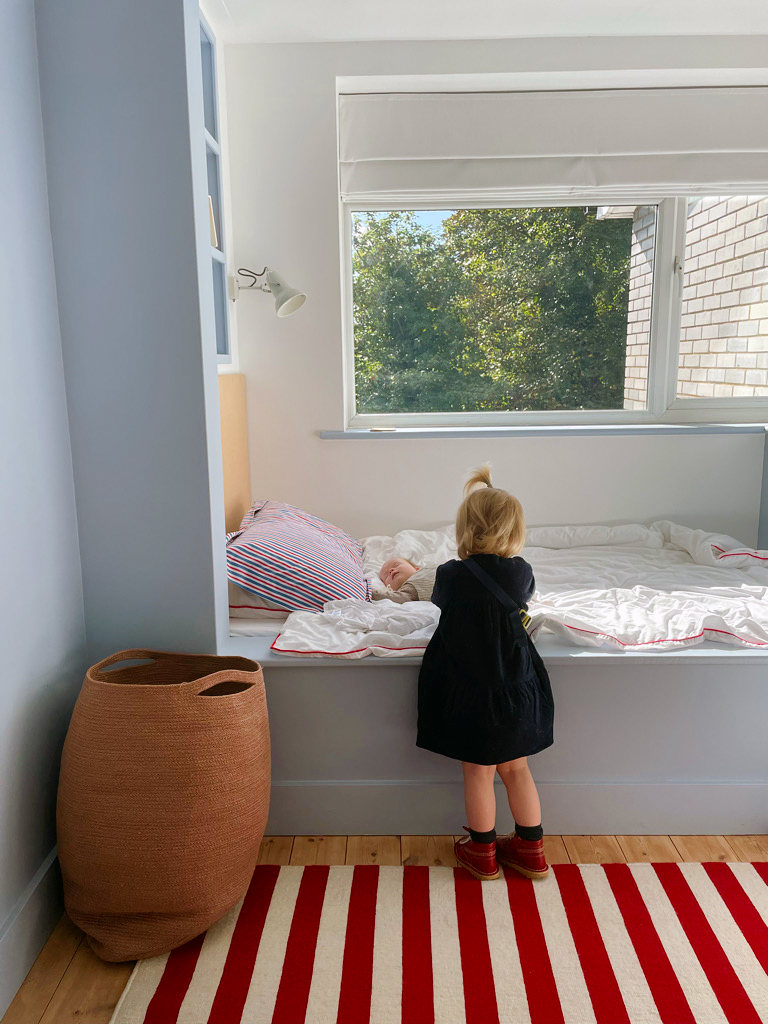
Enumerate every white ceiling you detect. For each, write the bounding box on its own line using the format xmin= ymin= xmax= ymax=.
xmin=204 ymin=0 xmax=768 ymax=44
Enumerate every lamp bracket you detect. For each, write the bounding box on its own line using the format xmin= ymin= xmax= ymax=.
xmin=229 ymin=266 xmax=305 ymax=316
xmin=237 ymin=266 xmax=272 ymax=292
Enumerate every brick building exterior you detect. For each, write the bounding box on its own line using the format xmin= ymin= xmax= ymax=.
xmin=622 ymin=196 xmax=768 ymax=408
xmin=623 ymin=206 xmax=655 ymax=410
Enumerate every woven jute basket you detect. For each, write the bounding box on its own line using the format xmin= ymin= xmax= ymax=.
xmin=57 ymin=649 xmax=270 ymax=962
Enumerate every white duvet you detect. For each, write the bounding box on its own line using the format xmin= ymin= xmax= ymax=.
xmin=270 ymin=521 xmax=768 ymax=657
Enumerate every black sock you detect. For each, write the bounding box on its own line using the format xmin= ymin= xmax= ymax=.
xmin=515 ymin=823 xmax=544 ymax=842
xmin=469 ymin=827 xmax=496 ymax=844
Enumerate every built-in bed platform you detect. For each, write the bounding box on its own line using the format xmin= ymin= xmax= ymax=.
xmin=220 ymin=633 xmax=768 ymax=837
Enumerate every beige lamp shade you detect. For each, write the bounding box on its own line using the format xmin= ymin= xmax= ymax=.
xmin=265 ymin=269 xmax=306 ymax=317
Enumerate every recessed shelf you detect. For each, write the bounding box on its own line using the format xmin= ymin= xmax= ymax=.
xmin=211 ymin=246 xmax=225 ymax=264
xmin=205 ymin=129 xmax=220 ymax=155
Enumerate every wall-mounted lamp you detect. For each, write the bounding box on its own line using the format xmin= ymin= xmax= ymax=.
xmin=228 ymin=266 xmax=306 ymax=317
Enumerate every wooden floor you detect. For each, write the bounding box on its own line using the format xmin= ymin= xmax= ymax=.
xmin=3 ymin=834 xmax=767 ymax=1024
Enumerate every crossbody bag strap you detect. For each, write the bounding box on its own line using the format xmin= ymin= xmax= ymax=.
xmin=462 ymin=557 xmax=520 ymax=612
xmin=463 ymin=558 xmax=532 ymax=641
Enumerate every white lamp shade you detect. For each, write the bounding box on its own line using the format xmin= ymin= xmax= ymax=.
xmin=265 ymin=269 xmax=306 ymax=317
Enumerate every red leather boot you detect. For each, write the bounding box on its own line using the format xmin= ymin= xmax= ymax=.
xmin=454 ymin=827 xmax=500 ymax=881
xmin=496 ymin=833 xmax=549 ymax=879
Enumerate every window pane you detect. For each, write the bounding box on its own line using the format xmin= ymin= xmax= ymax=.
xmin=677 ymin=196 xmax=768 ymax=399
xmin=200 ymin=30 xmax=217 ymax=140
xmin=351 ymin=207 xmax=654 ymax=414
xmin=212 ymin=260 xmax=229 ymax=357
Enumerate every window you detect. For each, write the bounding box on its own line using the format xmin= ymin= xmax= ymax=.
xmin=338 ymin=77 xmax=768 ymax=426
xmin=352 ymin=205 xmax=658 ymax=416
xmin=200 ymin=14 xmax=230 ymax=362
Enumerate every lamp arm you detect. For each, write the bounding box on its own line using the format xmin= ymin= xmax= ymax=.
xmin=237 ymin=266 xmax=270 ymax=290
xmin=230 ymin=266 xmax=305 ymax=315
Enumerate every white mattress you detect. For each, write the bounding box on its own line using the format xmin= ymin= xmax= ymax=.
xmin=264 ymin=521 xmax=768 ymax=657
xmin=228 ymin=611 xmax=288 ymax=637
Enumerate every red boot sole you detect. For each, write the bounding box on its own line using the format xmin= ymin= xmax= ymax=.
xmin=497 ymin=856 xmax=549 ymax=880
xmin=455 ymin=849 xmax=500 ymax=881
xmin=456 ymin=860 xmax=500 ymax=881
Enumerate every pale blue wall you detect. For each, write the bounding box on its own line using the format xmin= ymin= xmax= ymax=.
xmin=35 ymin=0 xmax=227 ymax=661
xmin=0 ymin=0 xmax=229 ymax=1007
xmin=0 ymin=0 xmax=88 ymax=1013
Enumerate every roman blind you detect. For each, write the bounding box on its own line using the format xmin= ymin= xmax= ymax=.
xmin=338 ymin=87 xmax=768 ymax=204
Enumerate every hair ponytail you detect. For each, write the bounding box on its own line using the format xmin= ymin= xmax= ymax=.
xmin=463 ymin=463 xmax=493 ymax=498
xmin=456 ymin=464 xmax=525 ymax=559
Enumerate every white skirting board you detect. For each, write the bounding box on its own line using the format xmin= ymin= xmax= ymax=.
xmin=266 ymin=781 xmax=768 ymax=836
xmin=0 ymin=848 xmax=62 ymax=1019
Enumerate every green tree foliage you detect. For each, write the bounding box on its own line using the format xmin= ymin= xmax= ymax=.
xmin=352 ymin=207 xmax=633 ymax=413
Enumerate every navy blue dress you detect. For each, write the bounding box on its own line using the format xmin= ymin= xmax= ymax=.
xmin=417 ymin=553 xmax=555 ymax=765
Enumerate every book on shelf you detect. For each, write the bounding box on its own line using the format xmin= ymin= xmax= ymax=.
xmin=208 ymin=195 xmax=218 ymax=248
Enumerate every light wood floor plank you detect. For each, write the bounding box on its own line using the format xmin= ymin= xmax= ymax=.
xmin=562 ymin=835 xmax=626 ymax=864
xmin=345 ymin=835 xmax=401 ymax=865
xmin=616 ymin=835 xmax=682 ymax=862
xmin=0 ymin=915 xmax=83 ymax=1024
xmin=670 ymin=835 xmax=734 ymax=862
xmin=290 ymin=835 xmax=348 ymax=865
xmin=543 ymin=835 xmax=571 ymax=864
xmin=36 ymin=940 xmax=134 ymax=1024
xmin=723 ymin=835 xmax=768 ymax=861
xmin=401 ymin=835 xmax=457 ymax=866
xmin=257 ymin=836 xmax=294 ymax=864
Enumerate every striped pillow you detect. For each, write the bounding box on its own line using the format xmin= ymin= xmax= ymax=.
xmin=226 ymin=501 xmax=370 ymax=611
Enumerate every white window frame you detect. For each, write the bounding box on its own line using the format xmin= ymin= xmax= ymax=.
xmin=340 ymin=196 xmax=768 ymax=427
xmin=200 ymin=11 xmax=232 ymax=365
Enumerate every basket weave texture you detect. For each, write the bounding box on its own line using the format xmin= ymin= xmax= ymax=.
xmin=57 ymin=649 xmax=270 ymax=962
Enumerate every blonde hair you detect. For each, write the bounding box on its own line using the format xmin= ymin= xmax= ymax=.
xmin=455 ymin=464 xmax=525 ymax=560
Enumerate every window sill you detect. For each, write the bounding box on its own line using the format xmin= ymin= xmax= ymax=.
xmin=320 ymin=424 xmax=765 ymax=440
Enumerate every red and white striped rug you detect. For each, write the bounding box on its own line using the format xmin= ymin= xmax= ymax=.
xmin=111 ymin=862 xmax=768 ymax=1024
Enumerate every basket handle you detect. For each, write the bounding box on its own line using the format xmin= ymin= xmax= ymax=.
xmin=193 ymin=679 xmax=256 ymax=697
xmin=90 ymin=649 xmax=162 ymax=676
xmin=180 ymin=664 xmax=260 ymax=697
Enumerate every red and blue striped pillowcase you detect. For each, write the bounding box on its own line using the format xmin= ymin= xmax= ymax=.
xmin=226 ymin=501 xmax=370 ymax=611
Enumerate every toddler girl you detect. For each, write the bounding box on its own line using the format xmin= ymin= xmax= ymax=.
xmin=417 ymin=466 xmax=554 ymax=881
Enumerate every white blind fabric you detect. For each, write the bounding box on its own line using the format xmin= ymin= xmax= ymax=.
xmin=338 ymin=88 xmax=768 ymax=204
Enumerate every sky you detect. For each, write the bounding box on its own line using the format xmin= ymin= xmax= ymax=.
xmin=412 ymin=210 xmax=453 ymax=234
xmin=352 ymin=209 xmax=456 ymax=238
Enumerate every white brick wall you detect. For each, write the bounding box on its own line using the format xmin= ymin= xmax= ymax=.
xmin=623 ymin=196 xmax=768 ymax=407
xmin=623 ymin=207 xmax=655 ymax=410
xmin=677 ymin=196 xmax=768 ymax=400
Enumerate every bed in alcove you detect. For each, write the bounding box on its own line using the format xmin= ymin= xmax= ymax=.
xmin=216 ymin=378 xmax=768 ymax=837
